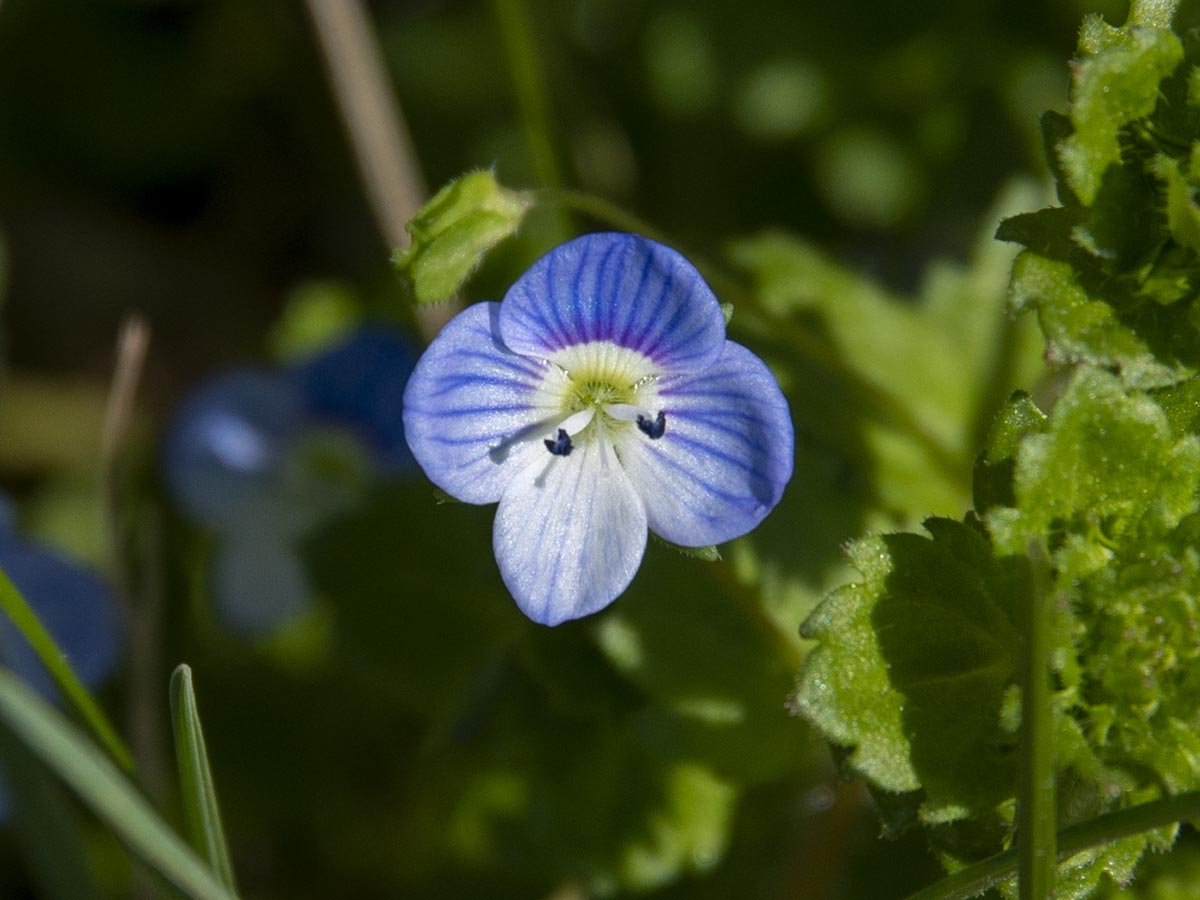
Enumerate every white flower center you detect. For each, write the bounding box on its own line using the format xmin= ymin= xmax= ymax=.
xmin=538 ymin=341 xmax=666 ymax=459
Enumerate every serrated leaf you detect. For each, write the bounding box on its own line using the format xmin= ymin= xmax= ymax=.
xmin=170 ymin=665 xmax=237 ymax=892
xmin=1154 ymin=153 xmax=1200 ymax=254
xmin=793 ymin=518 xmax=1025 ymax=821
xmin=973 ymin=391 xmax=1049 ymax=515
xmin=987 ymin=367 xmax=1200 ymax=552
xmin=391 ymin=171 xmax=532 ymax=305
xmin=1060 ymin=23 xmax=1182 ymax=204
xmin=1008 ymin=252 xmax=1199 ymax=388
xmin=0 ymin=668 xmax=239 ymax=900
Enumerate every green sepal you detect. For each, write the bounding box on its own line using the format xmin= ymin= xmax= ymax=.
xmin=391 ymin=171 xmax=533 ymax=305
xmin=650 ymin=533 xmax=721 ymax=561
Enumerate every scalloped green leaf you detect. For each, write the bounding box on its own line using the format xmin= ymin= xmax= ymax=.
xmin=1008 ymin=252 xmax=1199 ymax=389
xmin=1060 ymin=17 xmax=1182 ymax=205
xmin=793 ymin=518 xmax=1025 ymax=823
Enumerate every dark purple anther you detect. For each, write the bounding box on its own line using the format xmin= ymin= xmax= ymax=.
xmin=544 ymin=428 xmax=574 ymax=456
xmin=636 ymin=411 xmax=666 ymax=440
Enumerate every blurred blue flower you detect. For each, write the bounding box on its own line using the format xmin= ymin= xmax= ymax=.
xmin=0 ymin=500 xmax=122 ymax=820
xmin=163 ymin=326 xmax=417 ymax=636
xmin=403 ymin=233 xmax=794 ymax=626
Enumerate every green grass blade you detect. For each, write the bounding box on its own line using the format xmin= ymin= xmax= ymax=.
xmin=0 ymin=565 xmax=134 ymax=770
xmin=170 ymin=664 xmax=237 ymax=892
xmin=0 ymin=729 xmax=100 ymax=900
xmin=0 ymin=667 xmax=239 ymax=900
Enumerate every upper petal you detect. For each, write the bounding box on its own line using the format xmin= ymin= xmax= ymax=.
xmin=615 ymin=341 xmax=793 ymax=547
xmin=494 ymin=439 xmax=648 ymax=625
xmin=403 ymin=302 xmax=557 ymax=504
xmin=498 ymin=233 xmax=726 ymax=375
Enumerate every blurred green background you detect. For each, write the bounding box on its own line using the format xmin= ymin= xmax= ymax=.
xmin=0 ymin=0 xmax=1138 ymax=898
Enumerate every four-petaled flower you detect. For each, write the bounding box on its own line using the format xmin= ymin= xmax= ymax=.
xmin=403 ymin=233 xmax=793 ymax=625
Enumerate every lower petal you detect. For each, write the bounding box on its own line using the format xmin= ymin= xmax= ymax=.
xmin=494 ymin=440 xmax=648 ymax=625
xmin=403 ymin=302 xmax=556 ymax=504
xmin=616 ymin=341 xmax=793 ymax=546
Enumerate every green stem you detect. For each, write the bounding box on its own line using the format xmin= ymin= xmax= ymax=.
xmin=901 ymin=791 xmax=1200 ymax=900
xmin=1018 ymin=540 xmax=1056 ymax=900
xmin=492 ymin=0 xmax=572 ymax=240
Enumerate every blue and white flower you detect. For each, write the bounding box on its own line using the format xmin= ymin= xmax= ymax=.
xmin=403 ymin=233 xmax=793 ymax=626
xmin=163 ymin=327 xmax=417 ymax=635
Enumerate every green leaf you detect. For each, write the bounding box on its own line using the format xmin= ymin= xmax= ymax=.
xmin=793 ymin=518 xmax=1025 ymax=822
xmin=1060 ymin=17 xmax=1182 ymax=204
xmin=1153 ymin=152 xmax=1200 ymax=255
xmin=0 ymin=668 xmax=239 ymax=900
xmin=987 ymin=367 xmax=1200 ymax=553
xmin=1008 ymin=252 xmax=1199 ymax=389
xmin=0 ymin=564 xmax=133 ymax=771
xmin=391 ymin=170 xmax=532 ymax=304
xmin=170 ymin=664 xmax=237 ymax=892
xmin=972 ymin=390 xmax=1049 ymax=514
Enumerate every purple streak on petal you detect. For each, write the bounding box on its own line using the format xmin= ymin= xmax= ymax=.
xmin=403 ymin=302 xmax=553 ymax=505
xmin=614 ymin=248 xmax=655 ymax=348
xmin=499 ymin=233 xmax=726 ymax=374
xmin=494 ymin=440 xmax=647 ymax=625
xmin=617 ymin=341 xmax=793 ymax=547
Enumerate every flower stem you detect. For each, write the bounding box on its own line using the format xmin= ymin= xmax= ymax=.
xmin=492 ymin=0 xmax=572 ymax=240
xmin=1018 ymin=539 xmax=1056 ymax=900
xmin=901 ymin=790 xmax=1200 ymax=900
xmin=304 ymin=0 xmax=457 ymax=340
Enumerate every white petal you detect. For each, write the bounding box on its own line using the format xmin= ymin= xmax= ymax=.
xmin=493 ymin=439 xmax=648 ymax=625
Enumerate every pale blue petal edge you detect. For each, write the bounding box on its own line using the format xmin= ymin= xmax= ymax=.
xmin=617 ymin=341 xmax=793 ymax=547
xmin=493 ymin=440 xmax=648 ymax=626
xmin=403 ymin=302 xmax=552 ymax=504
xmin=498 ymin=233 xmax=726 ymax=375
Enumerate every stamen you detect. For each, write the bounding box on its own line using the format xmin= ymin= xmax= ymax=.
xmin=544 ymin=428 xmax=573 ymax=456
xmin=636 ymin=410 xmax=667 ymax=440
xmin=558 ymin=407 xmax=596 ymax=436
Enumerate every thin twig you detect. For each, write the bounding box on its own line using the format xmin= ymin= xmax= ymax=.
xmin=100 ymin=316 xmax=150 ymax=606
xmin=99 ymin=320 xmax=168 ymax=796
xmin=303 ymin=0 xmax=457 ymax=340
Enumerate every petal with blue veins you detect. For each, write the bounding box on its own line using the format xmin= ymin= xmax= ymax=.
xmin=499 ymin=233 xmax=727 ymax=375
xmin=615 ymin=341 xmax=793 ymax=547
xmin=494 ymin=440 xmax=648 ymax=626
xmin=403 ymin=302 xmax=559 ymax=504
